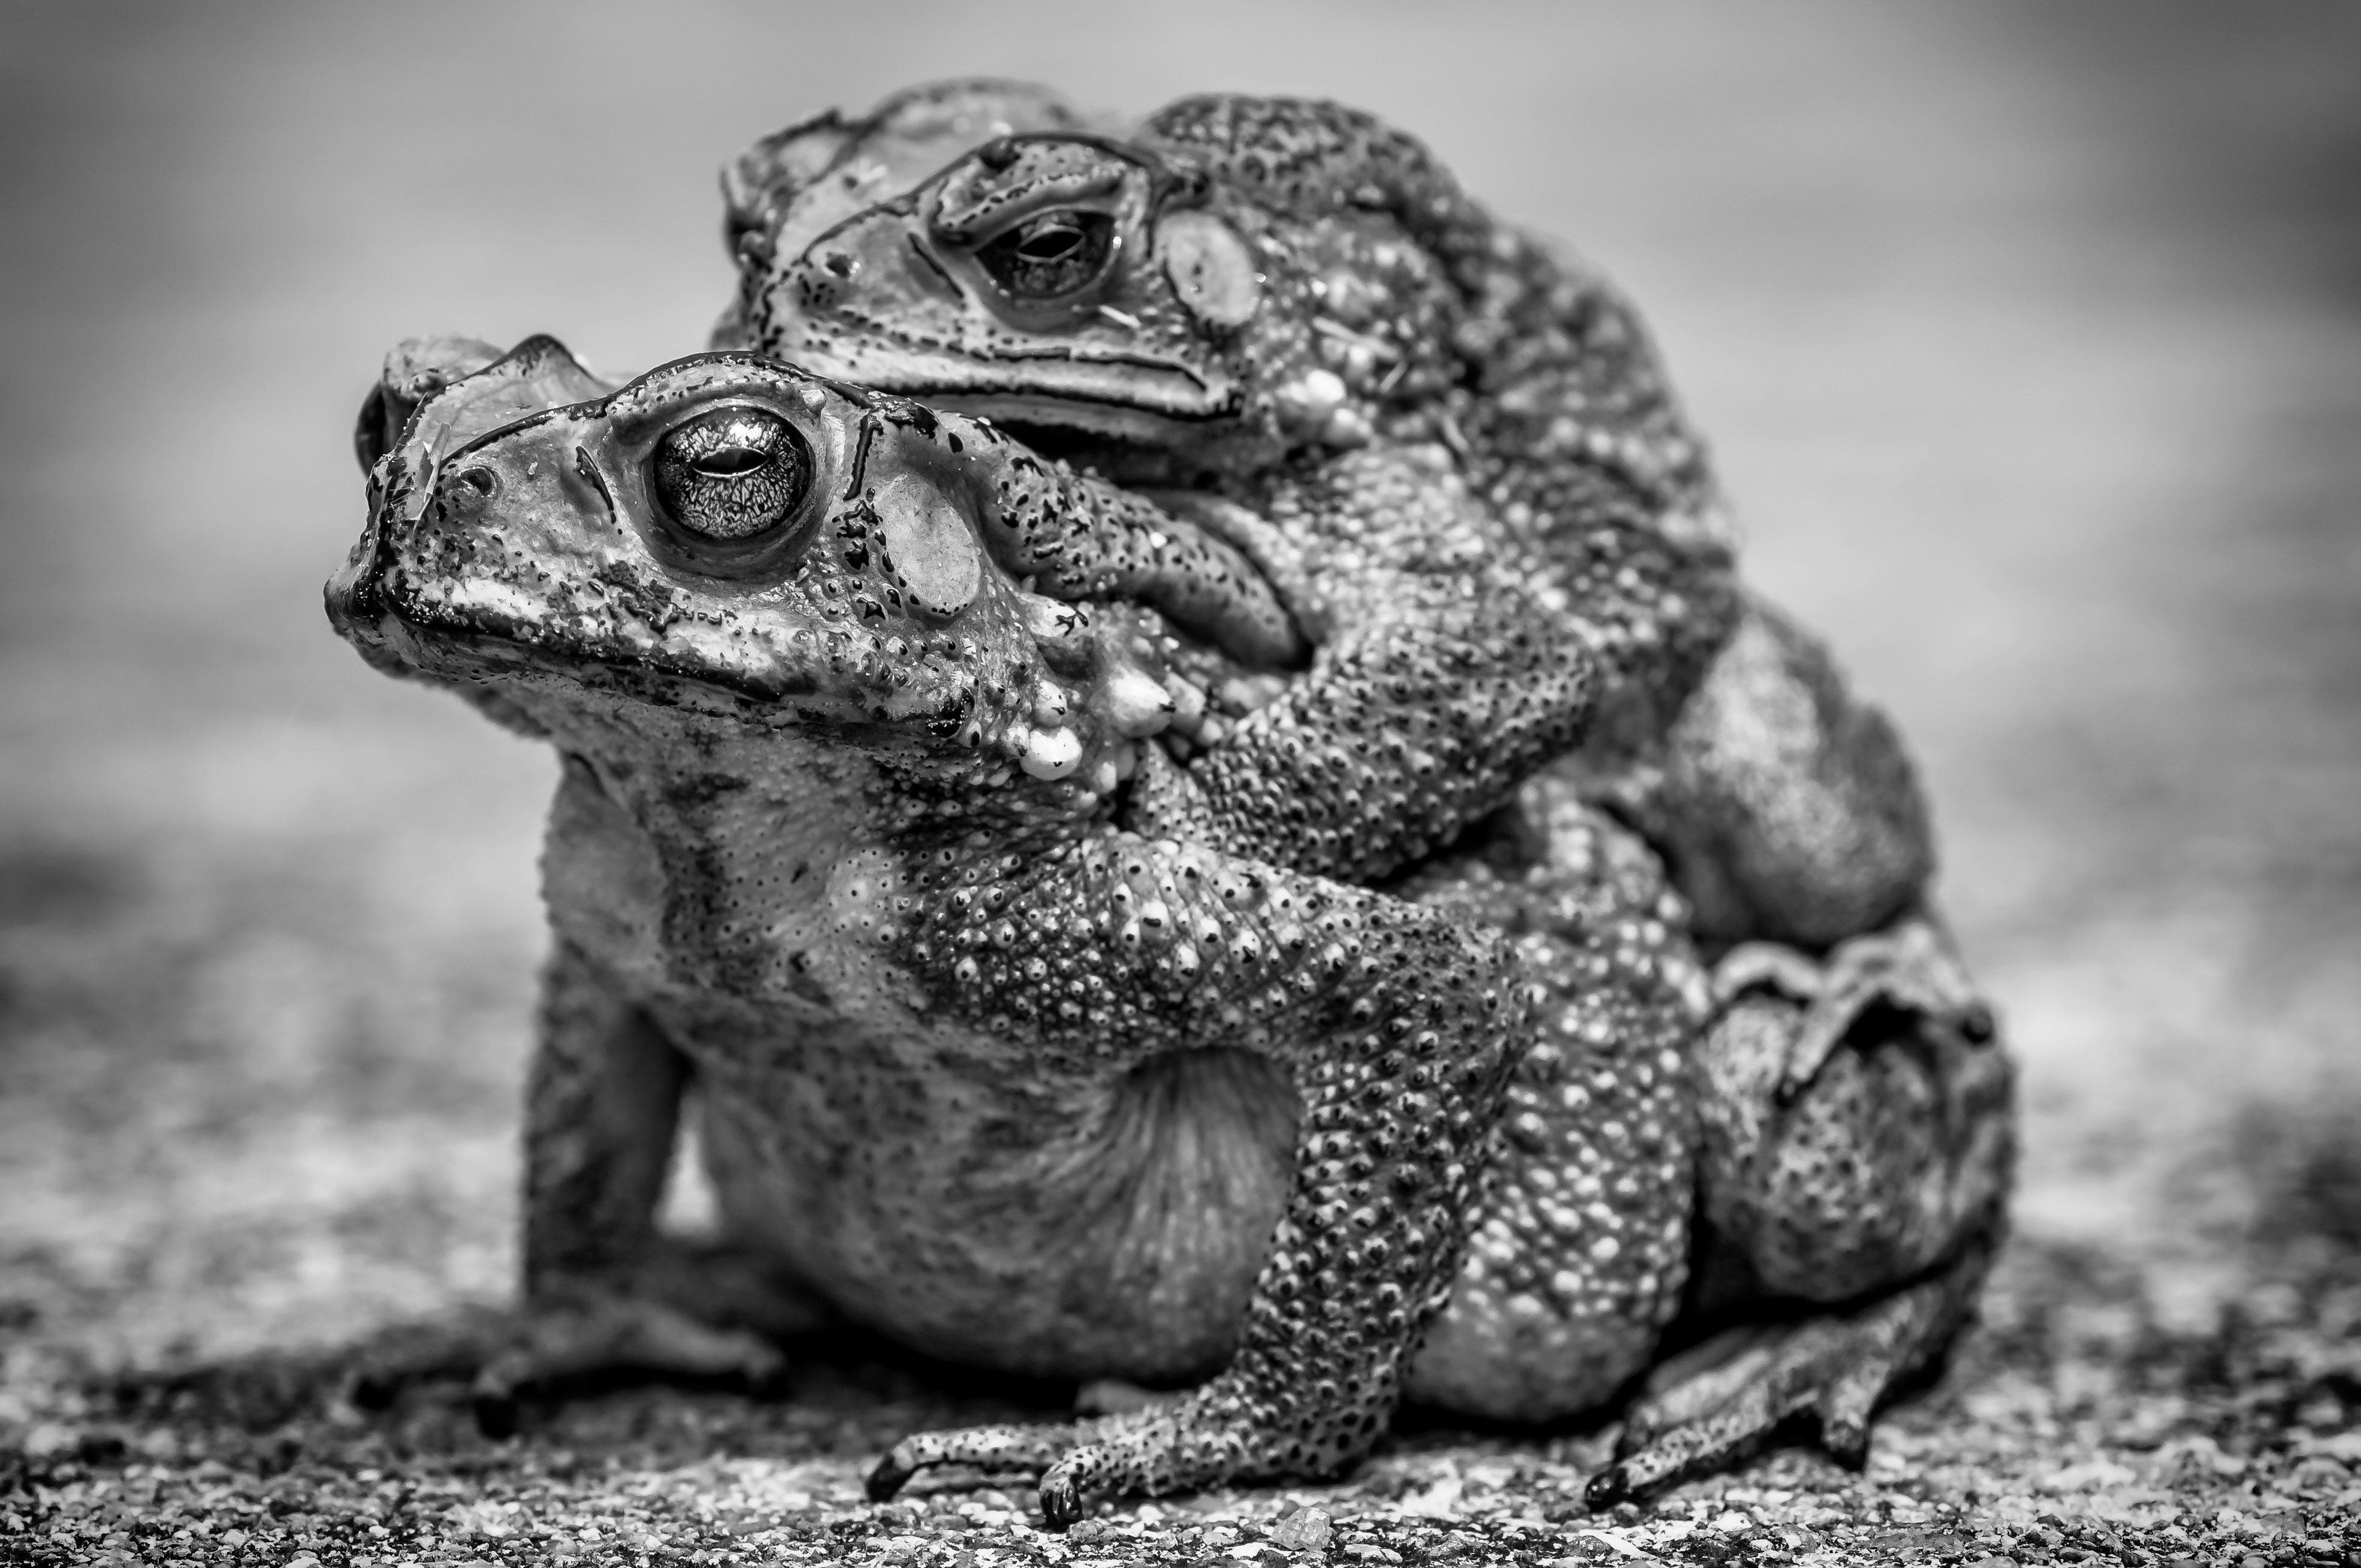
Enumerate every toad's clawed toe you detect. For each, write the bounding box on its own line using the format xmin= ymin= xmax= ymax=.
xmin=1783 ymin=918 xmax=1993 ymax=1099
xmin=347 ymin=1308 xmax=512 ymax=1413
xmin=869 ymin=1390 xmax=1314 ymax=1523
xmin=1586 ymin=1237 xmax=1992 ymax=1507
xmin=348 ymin=1283 xmax=789 ymax=1436
xmin=467 ymin=1295 xmax=787 ymax=1433
xmin=865 ymin=1422 xmax=1085 ymax=1504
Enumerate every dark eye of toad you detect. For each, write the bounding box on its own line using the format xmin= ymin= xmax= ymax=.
xmin=651 ymin=407 xmax=812 ymax=542
xmin=974 ymin=209 xmax=1116 ymax=300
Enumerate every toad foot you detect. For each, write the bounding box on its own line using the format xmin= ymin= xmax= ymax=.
xmin=869 ymin=1390 xmax=1276 ymax=1527
xmin=1714 ymin=913 xmax=1994 ymax=1101
xmin=351 ymin=1243 xmax=807 ymax=1435
xmin=1583 ymin=1230 xmax=1997 ymax=1508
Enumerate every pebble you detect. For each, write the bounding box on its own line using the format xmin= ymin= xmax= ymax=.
xmin=1272 ymin=1503 xmax=1333 ymax=1551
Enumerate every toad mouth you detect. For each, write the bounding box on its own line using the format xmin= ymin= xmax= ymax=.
xmin=784 ymin=316 xmax=1244 ymax=439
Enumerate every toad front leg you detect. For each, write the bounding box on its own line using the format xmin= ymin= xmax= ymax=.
xmin=355 ymin=940 xmax=824 ymax=1428
xmin=868 ymin=833 xmax=1529 ymax=1521
xmin=487 ymin=942 xmax=831 ymax=1423
xmin=983 ymin=444 xmax=1628 ymax=887
xmin=1126 ymin=574 xmax=1598 ymax=884
xmin=1121 ymin=451 xmax=1731 ymax=889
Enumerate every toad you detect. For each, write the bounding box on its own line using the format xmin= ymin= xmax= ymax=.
xmin=717 ymin=87 xmax=2013 ymax=1502
xmin=335 ymin=327 xmax=2009 ymax=1516
xmin=330 ymin=338 xmax=1723 ymax=1518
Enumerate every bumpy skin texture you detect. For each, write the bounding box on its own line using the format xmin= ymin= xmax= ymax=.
xmin=715 ymin=93 xmax=1621 ymax=890
xmin=327 ymin=340 xmax=1695 ymax=1516
xmin=1134 ymin=454 xmax=1595 ymax=884
xmin=1390 ymin=783 xmax=1706 ymax=1424
xmin=723 ymin=87 xmax=1949 ymax=954
xmin=1698 ymin=989 xmax=2013 ymax=1305
xmin=722 ymin=85 xmax=2015 ymax=1492
xmin=713 ymin=81 xmax=1113 ymax=355
xmin=729 ymin=101 xmax=1740 ymax=890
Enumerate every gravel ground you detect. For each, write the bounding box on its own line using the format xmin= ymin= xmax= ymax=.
xmin=4 ymin=4 xmax=2359 ymax=1563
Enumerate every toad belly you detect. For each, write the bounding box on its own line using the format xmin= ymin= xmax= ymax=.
xmin=692 ymin=1035 xmax=1299 ymax=1382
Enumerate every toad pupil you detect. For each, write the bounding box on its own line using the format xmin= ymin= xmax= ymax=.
xmin=980 ymin=210 xmax=1114 ymax=297
xmin=696 ymin=445 xmax=768 ymax=476
xmin=652 ymin=408 xmax=809 ymax=540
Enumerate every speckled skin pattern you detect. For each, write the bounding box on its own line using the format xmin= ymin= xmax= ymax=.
xmin=722 ymin=86 xmax=1932 ymax=948
xmin=1387 ymin=781 xmax=1706 ymax=1424
xmin=723 ymin=91 xmax=1719 ymax=893
xmin=717 ymin=84 xmax=2015 ymax=1498
xmin=327 ymin=339 xmax=1724 ymax=1518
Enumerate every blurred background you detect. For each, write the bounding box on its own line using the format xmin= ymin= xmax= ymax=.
xmin=2 ymin=0 xmax=2356 ymax=1401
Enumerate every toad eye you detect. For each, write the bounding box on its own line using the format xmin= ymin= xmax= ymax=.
xmin=974 ymin=209 xmax=1116 ymax=300
xmin=651 ymin=407 xmax=812 ymax=541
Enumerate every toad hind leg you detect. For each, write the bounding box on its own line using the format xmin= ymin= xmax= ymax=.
xmin=1395 ymin=798 xmax=1708 ymax=1425
xmin=1645 ymin=599 xmax=1934 ymax=953
xmin=1583 ymin=1228 xmax=1998 ymax=1506
xmin=1698 ymin=926 xmax=2015 ymax=1303
xmin=865 ymin=835 xmax=1528 ymax=1522
xmin=352 ymin=941 xmax=813 ymax=1431
xmin=1580 ymin=920 xmax=2016 ymax=1502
